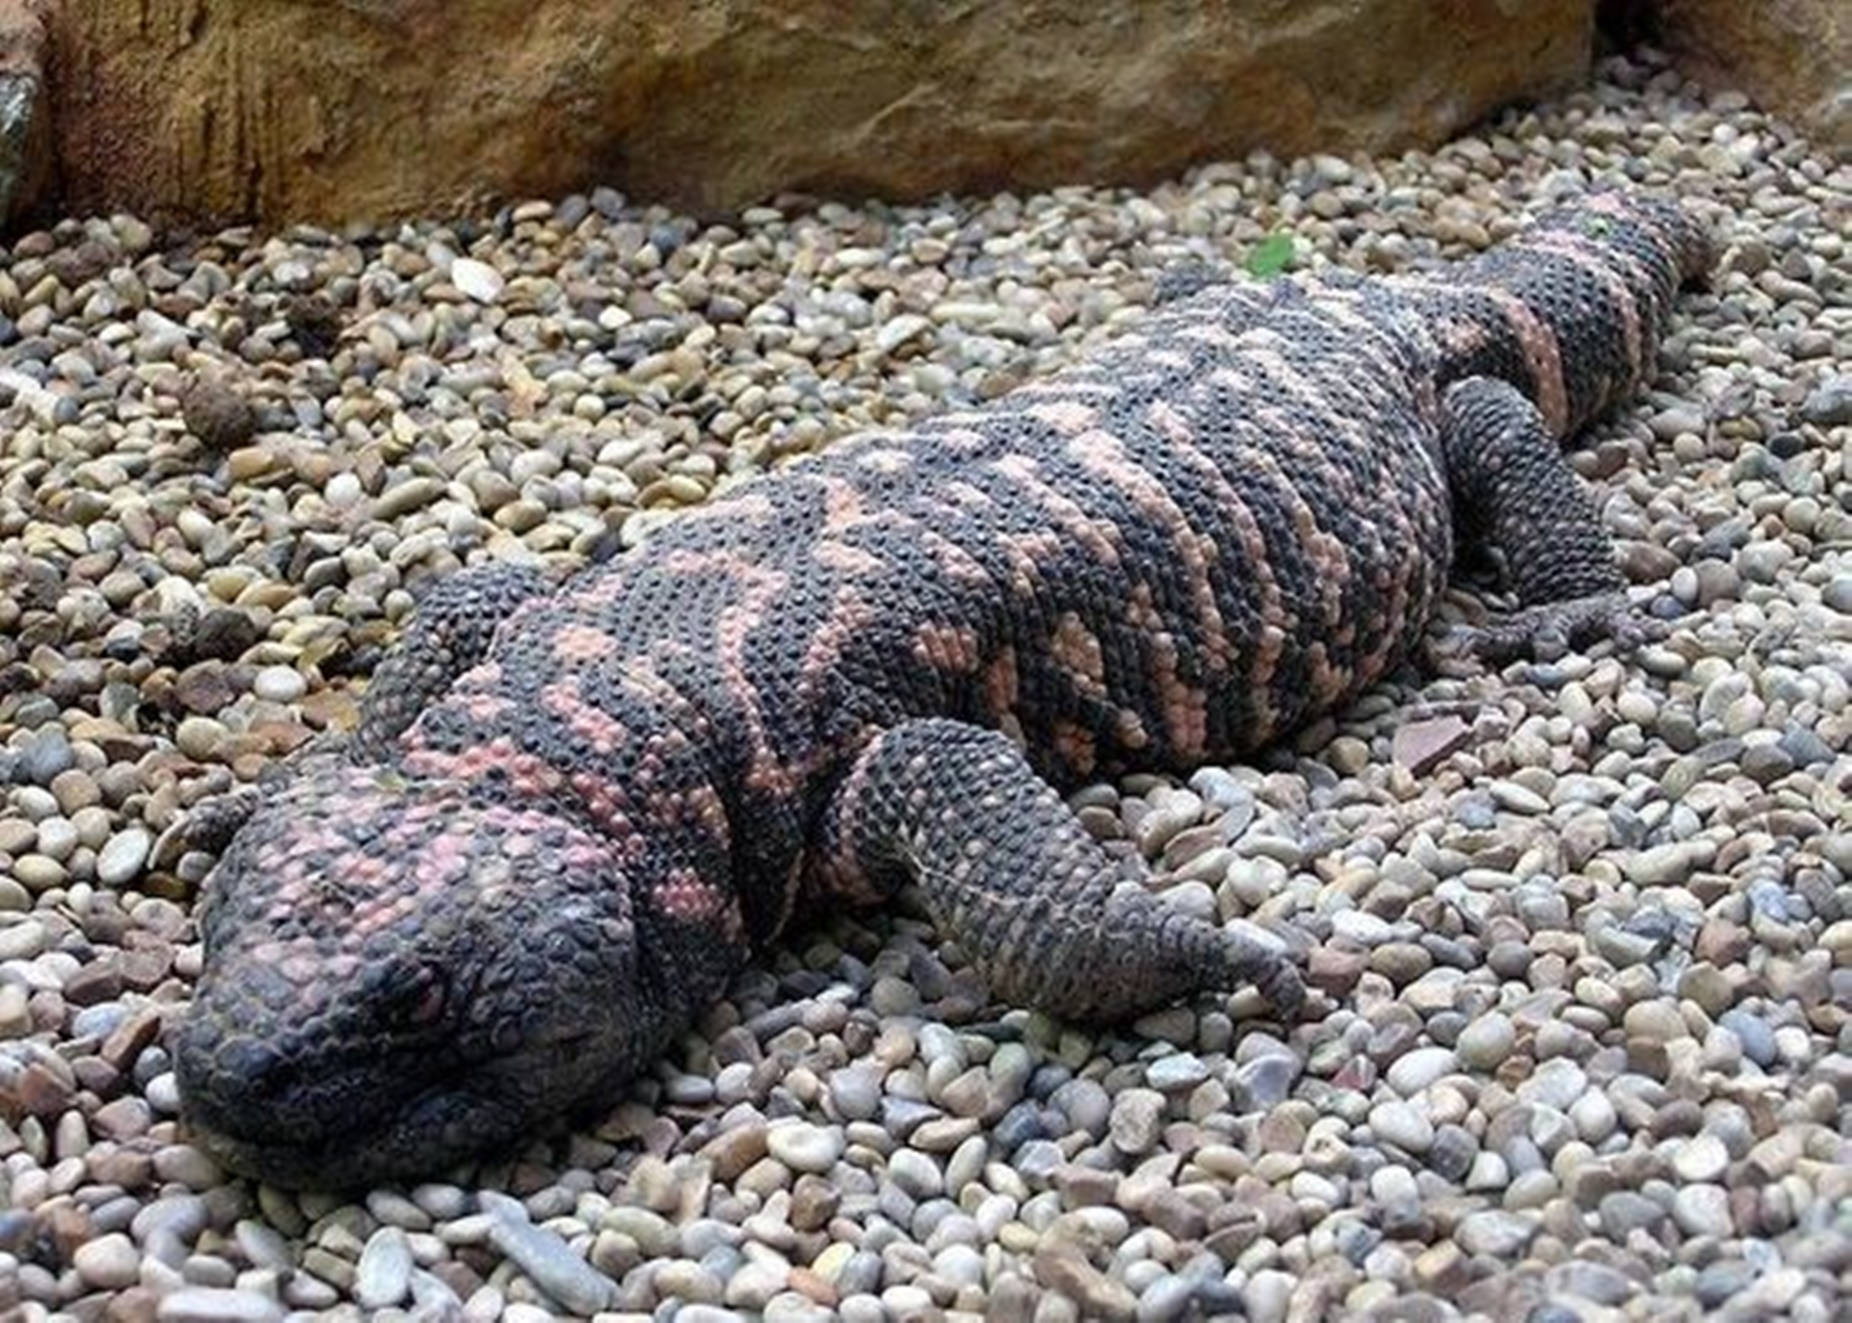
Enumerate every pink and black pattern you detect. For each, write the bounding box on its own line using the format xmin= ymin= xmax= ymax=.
xmin=175 ymin=193 xmax=1710 ymax=1186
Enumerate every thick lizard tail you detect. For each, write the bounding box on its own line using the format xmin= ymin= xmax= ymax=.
xmin=1404 ymin=191 xmax=1712 ymax=439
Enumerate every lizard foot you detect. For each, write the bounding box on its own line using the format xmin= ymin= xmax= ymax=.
xmin=1250 ymin=950 xmax=1309 ymax=1021
xmin=1429 ymin=590 xmax=1666 ymax=670
xmin=151 ymin=786 xmax=264 ymax=870
xmin=149 ymin=729 xmax=351 ymax=872
xmin=1217 ymin=920 xmax=1310 ymax=1020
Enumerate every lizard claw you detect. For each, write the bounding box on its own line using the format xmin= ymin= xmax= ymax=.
xmin=149 ymin=729 xmax=354 ymax=873
xmin=150 ymin=786 xmax=265 ymax=871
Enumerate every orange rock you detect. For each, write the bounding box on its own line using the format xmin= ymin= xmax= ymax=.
xmin=38 ymin=0 xmax=1591 ymax=228
xmin=1656 ymin=0 xmax=1848 ymax=149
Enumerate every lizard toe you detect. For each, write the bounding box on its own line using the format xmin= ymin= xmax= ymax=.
xmin=1442 ymin=590 xmax=1663 ymax=668
xmin=1257 ymin=958 xmax=1307 ymax=1020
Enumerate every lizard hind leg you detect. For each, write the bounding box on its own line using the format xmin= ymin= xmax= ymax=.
xmin=814 ymin=717 xmax=1305 ymax=1021
xmin=1435 ymin=376 xmax=1662 ymax=666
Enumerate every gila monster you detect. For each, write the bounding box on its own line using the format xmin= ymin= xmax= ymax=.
xmin=172 ymin=191 xmax=1710 ymax=1187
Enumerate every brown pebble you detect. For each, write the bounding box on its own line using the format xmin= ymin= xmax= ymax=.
xmin=172 ymin=663 xmax=240 ymax=713
xmin=788 ymin=1267 xmax=839 ymax=1307
xmin=179 ymin=378 xmax=257 ymax=451
xmin=1204 ymin=1209 xmax=1264 ymax=1261
xmin=62 ymin=959 xmax=123 ymax=1007
xmin=790 ymin=1173 xmax=840 ymax=1231
xmin=98 ymin=1284 xmax=158 ymax=1323
xmin=284 ymin=294 xmax=344 ymax=358
xmin=30 ymin=990 xmax=68 ymax=1035
xmin=1729 ymin=1185 xmax=1766 ymax=1235
xmin=86 ymin=1145 xmax=155 ymax=1190
xmin=700 ymin=1123 xmax=768 ymax=1180
xmin=1053 ymin=1163 xmax=1119 ymax=1208
xmin=1256 ymin=1111 xmax=1307 ymax=1154
xmin=1392 ymin=715 xmax=1473 ymax=775
xmin=429 ymin=1260 xmax=482 ymax=1303
xmin=1625 ymin=1037 xmax=1671 ymax=1079
xmin=91 ymin=1095 xmax=154 ymax=1140
xmin=1307 ymin=946 xmax=1368 ymax=994
xmin=43 ymin=1201 xmax=94 ymax=1259
xmin=1144 ymin=1188 xmax=1207 ymax=1240
xmin=1564 ymin=1161 xmax=1619 ymax=1208
xmin=1695 ymin=918 xmax=1751 ymax=965
xmin=14 ymin=1060 xmax=76 ymax=1114
xmin=71 ymin=1057 xmax=122 ymax=1094
xmin=1032 ymin=1243 xmax=1139 ymax=1321
xmin=118 ymin=946 xmax=175 ymax=992
xmin=1370 ymin=942 xmax=1433 ymax=984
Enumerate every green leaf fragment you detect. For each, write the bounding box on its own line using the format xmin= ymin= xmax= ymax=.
xmin=1245 ymin=232 xmax=1295 ymax=279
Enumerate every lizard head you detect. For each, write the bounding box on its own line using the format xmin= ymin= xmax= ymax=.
xmin=174 ymin=765 xmax=653 ymax=1188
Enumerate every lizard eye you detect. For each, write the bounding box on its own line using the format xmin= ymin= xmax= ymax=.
xmin=396 ymin=967 xmax=447 ymax=1027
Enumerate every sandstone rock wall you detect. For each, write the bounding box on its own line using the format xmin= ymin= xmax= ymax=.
xmin=33 ymin=0 xmax=1594 ymax=229
xmin=1652 ymin=0 xmax=1848 ymax=150
xmin=0 ymin=0 xmax=49 ymax=222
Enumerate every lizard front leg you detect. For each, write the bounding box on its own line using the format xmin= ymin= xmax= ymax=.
xmin=344 ymin=559 xmax=555 ymax=759
xmin=161 ymin=560 xmax=556 ymax=860
xmin=813 ymin=718 xmax=1305 ymax=1021
xmin=1436 ymin=376 xmax=1659 ymax=664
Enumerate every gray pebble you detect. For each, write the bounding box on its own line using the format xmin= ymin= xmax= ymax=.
xmin=95 ymin=827 xmax=152 ymax=886
xmin=354 ymin=1226 xmax=413 ymax=1309
xmin=1545 ymin=1260 xmax=1637 ymax=1306
xmin=1385 ymin=1046 xmax=1455 ymax=1095
xmin=1456 ymin=1210 xmax=1537 ymax=1258
xmin=767 ymin=1120 xmax=844 ymax=1172
xmin=18 ymin=729 xmax=75 ymax=785
xmin=1799 ymin=373 xmax=1852 ymax=426
xmin=1369 ymin=1100 xmax=1434 ymax=1153
xmin=486 ymin=1214 xmax=615 ymax=1315
xmin=1672 ymin=1184 xmax=1734 ymax=1238
xmin=1718 ymin=1009 xmax=1777 ymax=1067
xmin=73 ymin=1232 xmax=140 ymax=1289
xmin=1599 ymin=1191 xmax=1667 ymax=1238
xmin=1673 ymin=1133 xmax=1729 ymax=1184
xmin=1232 ymin=1052 xmax=1302 ymax=1109
xmin=1110 ymin=1087 xmax=1167 ymax=1154
xmin=155 ymin=1289 xmax=285 ymax=1323
xmin=1456 ymin=1012 xmax=1514 ymax=1070
xmin=1145 ymin=1052 xmax=1209 ymax=1091
xmin=1516 ymin=1059 xmax=1587 ymax=1112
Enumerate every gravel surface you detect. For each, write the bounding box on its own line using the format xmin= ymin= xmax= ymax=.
xmin=2 ymin=45 xmax=1849 ymax=1323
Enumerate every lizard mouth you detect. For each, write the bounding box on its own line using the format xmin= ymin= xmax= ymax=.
xmin=178 ymin=1023 xmax=615 ymax=1189
xmin=187 ymin=1081 xmax=520 ymax=1189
